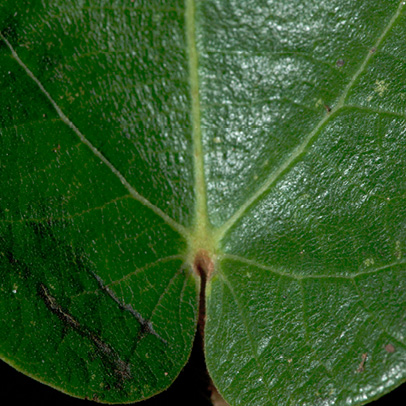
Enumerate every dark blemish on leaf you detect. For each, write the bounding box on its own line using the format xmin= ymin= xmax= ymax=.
xmin=336 ymin=59 xmax=345 ymax=67
xmin=357 ymin=353 xmax=368 ymax=373
xmin=6 ymin=219 xmax=132 ymax=386
xmin=52 ymin=144 xmax=61 ymax=153
xmin=6 ymin=251 xmax=17 ymax=264
xmin=324 ymin=104 xmax=331 ymax=113
xmin=0 ymin=17 xmax=20 ymax=45
xmin=30 ymin=222 xmax=49 ymax=239
xmin=38 ymin=283 xmax=80 ymax=329
xmin=90 ymin=271 xmax=167 ymax=345
xmin=370 ymin=47 xmax=376 ymax=53
xmin=385 ymin=344 xmax=396 ymax=353
xmin=41 ymin=55 xmax=55 ymax=70
xmin=38 ymin=283 xmax=132 ymax=385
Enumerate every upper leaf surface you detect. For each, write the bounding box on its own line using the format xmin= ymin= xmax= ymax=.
xmin=1 ymin=0 xmax=406 ymax=405
xmin=203 ymin=1 xmax=406 ymax=405
xmin=0 ymin=0 xmax=198 ymax=402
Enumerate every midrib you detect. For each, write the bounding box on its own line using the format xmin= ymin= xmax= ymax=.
xmin=185 ymin=0 xmax=406 ymax=259
xmin=186 ymin=0 xmax=216 ymax=259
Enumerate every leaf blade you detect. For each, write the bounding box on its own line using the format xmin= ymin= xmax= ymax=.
xmin=204 ymin=0 xmax=406 ymax=405
xmin=0 ymin=0 xmax=199 ymax=402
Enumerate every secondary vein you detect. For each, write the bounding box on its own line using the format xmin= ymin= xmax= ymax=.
xmin=214 ymin=0 xmax=406 ymax=244
xmin=222 ymin=253 xmax=406 ymax=280
xmin=0 ymin=32 xmax=188 ymax=239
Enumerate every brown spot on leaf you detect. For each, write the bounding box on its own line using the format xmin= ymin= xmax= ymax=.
xmin=385 ymin=344 xmax=396 ymax=353
xmin=336 ymin=59 xmax=345 ymax=67
xmin=357 ymin=353 xmax=368 ymax=373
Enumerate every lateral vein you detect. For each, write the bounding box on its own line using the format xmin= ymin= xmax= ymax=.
xmin=214 ymin=0 xmax=406 ymax=243
xmin=222 ymin=253 xmax=406 ymax=280
xmin=0 ymin=32 xmax=189 ymax=239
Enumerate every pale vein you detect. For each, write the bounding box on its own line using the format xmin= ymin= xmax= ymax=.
xmin=222 ymin=253 xmax=406 ymax=280
xmin=214 ymin=0 xmax=406 ymax=243
xmin=0 ymin=32 xmax=188 ymax=239
xmin=185 ymin=0 xmax=210 ymax=236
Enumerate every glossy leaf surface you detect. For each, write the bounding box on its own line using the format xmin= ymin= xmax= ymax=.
xmin=1 ymin=1 xmax=406 ymax=405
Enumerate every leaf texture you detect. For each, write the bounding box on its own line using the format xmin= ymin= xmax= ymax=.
xmin=1 ymin=0 xmax=406 ymax=405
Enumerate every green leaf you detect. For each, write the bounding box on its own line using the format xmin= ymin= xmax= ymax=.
xmin=1 ymin=1 xmax=406 ymax=405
